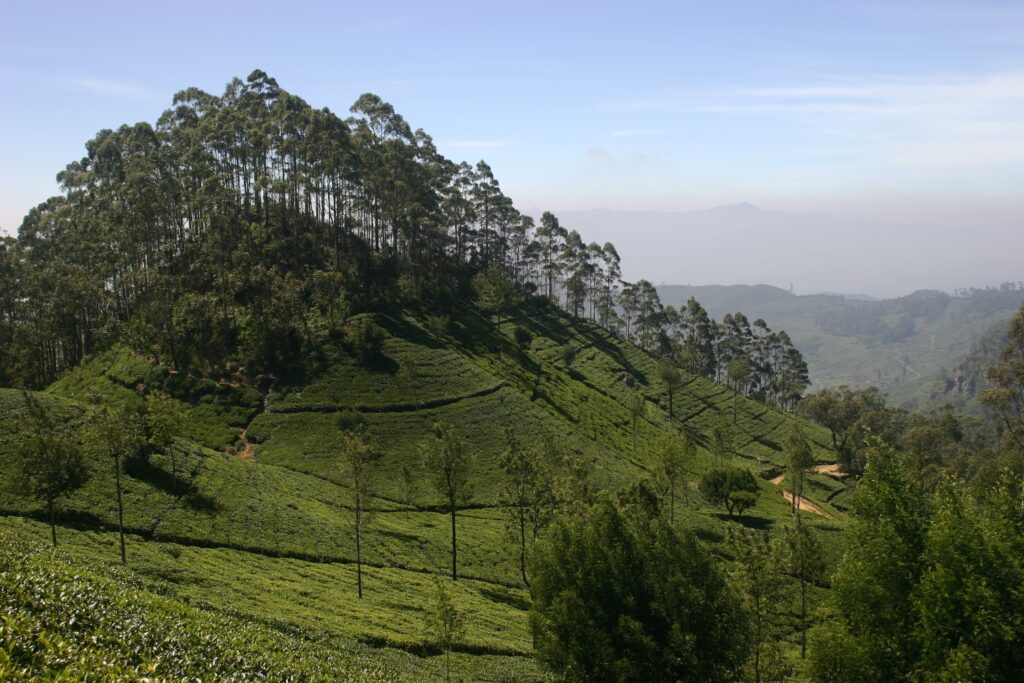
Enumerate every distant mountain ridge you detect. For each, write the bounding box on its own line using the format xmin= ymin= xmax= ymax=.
xmin=541 ymin=204 xmax=1023 ymax=299
xmin=657 ymin=283 xmax=1024 ymax=410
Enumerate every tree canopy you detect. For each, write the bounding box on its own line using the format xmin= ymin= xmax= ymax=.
xmin=529 ymin=490 xmax=748 ymax=682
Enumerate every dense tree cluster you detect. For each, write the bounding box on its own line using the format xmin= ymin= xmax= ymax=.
xmin=659 ymin=301 xmax=810 ymax=411
xmin=809 ymin=442 xmax=1024 ymax=682
xmin=529 ymin=487 xmax=748 ymax=682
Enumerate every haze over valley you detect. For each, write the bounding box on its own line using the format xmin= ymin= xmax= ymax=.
xmin=546 ymin=204 xmax=1022 ymax=300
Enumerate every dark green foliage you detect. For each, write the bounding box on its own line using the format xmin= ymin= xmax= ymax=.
xmin=728 ymin=490 xmax=758 ymax=516
xmin=798 ymin=385 xmax=901 ymax=475
xmin=786 ymin=423 xmax=815 ymax=514
xmin=513 ymin=325 xmax=532 ymax=349
xmin=809 ymin=442 xmax=1024 ymax=682
xmin=780 ymin=519 xmax=827 ymax=659
xmin=346 ymin=317 xmax=387 ymax=363
xmin=529 ymin=494 xmax=748 ymax=682
xmin=18 ymin=392 xmax=89 ymax=546
xmin=654 ymin=433 xmax=694 ymax=523
xmin=425 ymin=314 xmax=450 ymax=339
xmin=981 ymin=302 xmax=1024 ymax=454
xmin=337 ymin=425 xmax=379 ymax=599
xmin=700 ymin=466 xmax=760 ymax=516
xmin=728 ymin=528 xmax=786 ymax=683
xmin=474 ymin=266 xmax=522 ymax=320
xmin=657 ymin=358 xmax=682 ymax=418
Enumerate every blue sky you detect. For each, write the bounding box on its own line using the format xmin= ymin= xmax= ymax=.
xmin=3 ymin=0 xmax=1024 ymax=234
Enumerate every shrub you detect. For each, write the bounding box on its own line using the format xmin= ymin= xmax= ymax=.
xmin=728 ymin=491 xmax=758 ymax=516
xmin=345 ymin=318 xmax=386 ymax=363
xmin=699 ymin=467 xmax=760 ymax=516
xmin=425 ymin=314 xmax=450 ymax=338
xmin=513 ymin=325 xmax=532 ymax=349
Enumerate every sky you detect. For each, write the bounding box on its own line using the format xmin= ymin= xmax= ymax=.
xmin=2 ymin=1 xmax=1023 ymax=290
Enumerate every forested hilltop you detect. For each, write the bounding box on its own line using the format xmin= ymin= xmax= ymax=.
xmin=0 ymin=71 xmax=808 ymax=413
xmin=1 ymin=71 xmax=1024 ymax=682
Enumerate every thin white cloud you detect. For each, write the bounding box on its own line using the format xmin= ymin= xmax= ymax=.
xmin=67 ymin=76 xmax=146 ymax=97
xmin=0 ymin=67 xmax=148 ymax=97
xmin=601 ymin=71 xmax=1024 ymax=168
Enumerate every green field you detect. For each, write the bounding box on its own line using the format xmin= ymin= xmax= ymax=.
xmin=1 ymin=300 xmax=848 ymax=680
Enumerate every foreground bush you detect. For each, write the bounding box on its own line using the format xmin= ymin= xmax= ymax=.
xmin=529 ymin=492 xmax=748 ymax=682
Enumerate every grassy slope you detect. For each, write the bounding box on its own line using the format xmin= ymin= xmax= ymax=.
xmin=2 ymin=300 xmax=848 ymax=680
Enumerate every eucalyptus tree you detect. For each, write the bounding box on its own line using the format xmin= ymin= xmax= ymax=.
xmin=19 ymin=391 xmax=89 ymax=547
xmin=655 ymin=433 xmax=695 ymax=522
xmin=337 ymin=422 xmax=379 ymax=599
xmin=658 ymin=358 xmax=683 ymax=418
xmin=95 ymin=401 xmax=146 ymax=564
xmin=499 ymin=430 xmax=556 ymax=586
xmin=420 ymin=422 xmax=473 ymax=580
xmin=560 ymin=230 xmax=589 ymax=317
xmin=785 ymin=422 xmax=815 ymax=516
xmin=535 ymin=212 xmax=566 ymax=301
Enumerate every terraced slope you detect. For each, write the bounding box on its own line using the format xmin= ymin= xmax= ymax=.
xmin=1 ymin=300 xmax=848 ymax=680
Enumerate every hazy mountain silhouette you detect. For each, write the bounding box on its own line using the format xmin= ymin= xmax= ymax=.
xmin=541 ymin=204 xmax=1022 ymax=299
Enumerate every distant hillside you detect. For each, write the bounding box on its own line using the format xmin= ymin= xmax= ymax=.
xmin=931 ymin=319 xmax=1011 ymax=413
xmin=658 ymin=283 xmax=1024 ymax=409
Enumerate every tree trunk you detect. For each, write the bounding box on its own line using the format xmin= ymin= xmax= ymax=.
xmin=115 ymin=452 xmax=126 ymax=564
xmin=800 ymin=574 xmax=807 ymax=658
xmin=519 ymin=511 xmax=529 ymax=587
xmin=48 ymin=499 xmax=56 ymax=547
xmin=450 ymin=502 xmax=458 ymax=581
xmin=171 ymin=450 xmax=178 ymax=495
xmin=355 ymin=495 xmax=363 ymax=598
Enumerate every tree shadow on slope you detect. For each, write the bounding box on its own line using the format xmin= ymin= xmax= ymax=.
xmin=125 ymin=452 xmax=218 ymax=512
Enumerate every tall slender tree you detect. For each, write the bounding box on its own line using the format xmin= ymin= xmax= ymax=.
xmin=420 ymin=422 xmax=473 ymax=580
xmin=19 ymin=392 xmax=88 ymax=547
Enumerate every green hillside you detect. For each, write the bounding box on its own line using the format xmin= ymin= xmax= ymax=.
xmin=1 ymin=300 xmax=846 ymax=681
xmin=658 ymin=283 xmax=1024 ymax=409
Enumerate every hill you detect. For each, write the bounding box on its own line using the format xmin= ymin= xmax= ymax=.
xmin=0 ymin=71 xmax=850 ymax=680
xmin=658 ymin=283 xmax=1024 ymax=410
xmin=1 ymin=300 xmax=846 ymax=680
